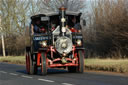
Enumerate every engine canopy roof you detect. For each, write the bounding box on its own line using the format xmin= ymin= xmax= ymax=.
xmin=31 ymin=11 xmax=82 ymax=20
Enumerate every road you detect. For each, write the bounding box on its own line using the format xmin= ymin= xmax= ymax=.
xmin=0 ymin=62 xmax=128 ymax=85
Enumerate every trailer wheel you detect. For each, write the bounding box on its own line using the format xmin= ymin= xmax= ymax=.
xmin=41 ymin=52 xmax=47 ymax=76
xmin=78 ymin=50 xmax=84 ymax=73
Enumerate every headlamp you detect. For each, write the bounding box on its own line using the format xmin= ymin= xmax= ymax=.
xmin=40 ymin=41 xmax=47 ymax=47
xmin=76 ymin=39 xmax=82 ymax=46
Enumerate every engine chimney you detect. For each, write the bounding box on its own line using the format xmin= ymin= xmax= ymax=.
xmin=59 ymin=6 xmax=67 ymax=36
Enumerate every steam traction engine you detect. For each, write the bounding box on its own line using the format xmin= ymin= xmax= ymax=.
xmin=26 ymin=7 xmax=85 ymax=75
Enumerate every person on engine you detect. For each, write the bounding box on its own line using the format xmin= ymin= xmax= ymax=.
xmin=31 ymin=20 xmax=46 ymax=35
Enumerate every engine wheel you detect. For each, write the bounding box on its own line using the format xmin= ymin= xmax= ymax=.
xmin=41 ymin=52 xmax=47 ymax=76
xmin=26 ymin=51 xmax=35 ymax=75
xmin=78 ymin=50 xmax=84 ymax=73
xmin=32 ymin=54 xmax=38 ymax=74
xmin=26 ymin=51 xmax=30 ymax=74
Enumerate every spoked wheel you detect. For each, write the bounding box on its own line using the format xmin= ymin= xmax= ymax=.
xmin=78 ymin=50 xmax=84 ymax=73
xmin=26 ymin=51 xmax=36 ymax=75
xmin=41 ymin=52 xmax=47 ymax=76
xmin=26 ymin=51 xmax=30 ymax=74
xmin=32 ymin=54 xmax=38 ymax=74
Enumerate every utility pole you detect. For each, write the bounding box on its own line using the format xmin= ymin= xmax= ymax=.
xmin=0 ymin=16 xmax=6 ymax=57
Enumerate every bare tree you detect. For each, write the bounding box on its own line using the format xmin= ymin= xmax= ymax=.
xmin=28 ymin=0 xmax=86 ymax=13
xmin=0 ymin=0 xmax=29 ymax=35
xmin=87 ymin=0 xmax=128 ymax=57
xmin=0 ymin=0 xmax=30 ymax=55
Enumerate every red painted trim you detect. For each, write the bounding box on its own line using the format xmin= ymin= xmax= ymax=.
xmin=50 ymin=46 xmax=56 ymax=59
xmin=52 ymin=58 xmax=75 ymax=62
xmin=47 ymin=57 xmax=79 ymax=68
xmin=52 ymin=58 xmax=61 ymax=62
xmin=49 ymin=63 xmax=78 ymax=68
xmin=37 ymin=52 xmax=41 ymax=66
xmin=72 ymin=45 xmax=76 ymax=58
xmin=51 ymin=46 xmax=53 ymax=59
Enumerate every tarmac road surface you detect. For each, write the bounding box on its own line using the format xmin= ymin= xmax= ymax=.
xmin=0 ymin=62 xmax=128 ymax=85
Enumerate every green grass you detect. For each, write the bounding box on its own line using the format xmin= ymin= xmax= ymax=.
xmin=85 ymin=59 xmax=128 ymax=73
xmin=0 ymin=56 xmax=25 ymax=65
xmin=0 ymin=56 xmax=128 ymax=73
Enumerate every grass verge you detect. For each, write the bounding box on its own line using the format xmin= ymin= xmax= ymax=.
xmin=85 ymin=59 xmax=128 ymax=73
xmin=0 ymin=56 xmax=25 ymax=65
xmin=0 ymin=56 xmax=128 ymax=73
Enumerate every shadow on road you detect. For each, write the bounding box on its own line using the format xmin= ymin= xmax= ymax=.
xmin=16 ymin=68 xmax=68 ymax=75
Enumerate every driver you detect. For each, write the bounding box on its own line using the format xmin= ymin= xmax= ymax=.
xmin=31 ymin=20 xmax=40 ymax=35
xmin=67 ymin=17 xmax=81 ymax=32
xmin=72 ymin=17 xmax=81 ymax=32
xmin=31 ymin=20 xmax=46 ymax=35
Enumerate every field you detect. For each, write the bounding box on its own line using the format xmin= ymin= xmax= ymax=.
xmin=0 ymin=56 xmax=128 ymax=73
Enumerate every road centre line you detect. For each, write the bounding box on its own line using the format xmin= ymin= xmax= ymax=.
xmin=9 ymin=73 xmax=18 ymax=76
xmin=38 ymin=78 xmax=55 ymax=82
xmin=62 ymin=83 xmax=74 ymax=85
xmin=21 ymin=75 xmax=33 ymax=79
xmin=0 ymin=71 xmax=7 ymax=74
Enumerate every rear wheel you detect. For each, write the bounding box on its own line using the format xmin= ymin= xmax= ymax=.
xmin=32 ymin=54 xmax=38 ymax=74
xmin=78 ymin=50 xmax=84 ymax=73
xmin=41 ymin=52 xmax=47 ymax=76
xmin=26 ymin=51 xmax=30 ymax=74
xmin=26 ymin=51 xmax=37 ymax=75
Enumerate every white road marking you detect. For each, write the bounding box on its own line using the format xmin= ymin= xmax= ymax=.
xmin=9 ymin=73 xmax=18 ymax=76
xmin=38 ymin=78 xmax=55 ymax=82
xmin=0 ymin=71 xmax=7 ymax=74
xmin=62 ymin=83 xmax=74 ymax=85
xmin=21 ymin=75 xmax=33 ymax=79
